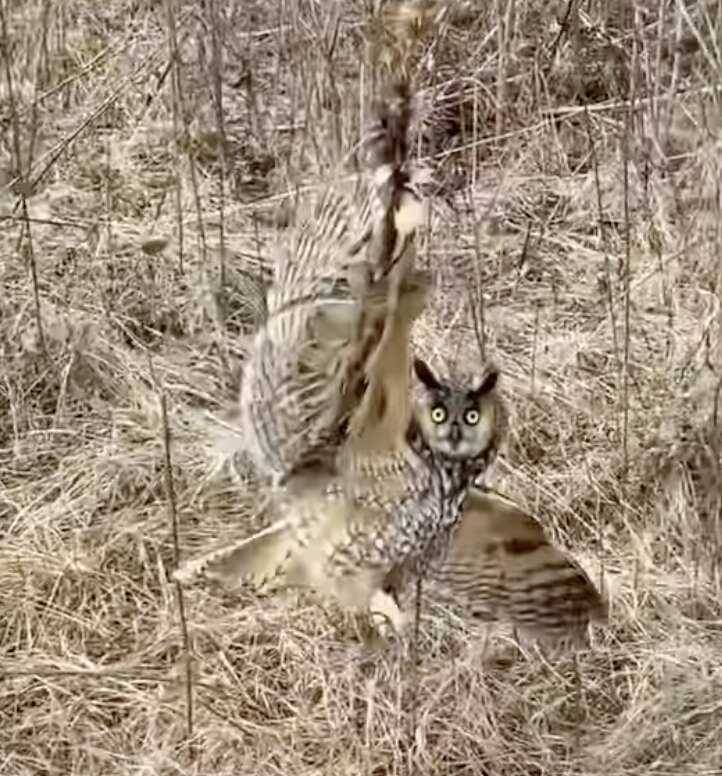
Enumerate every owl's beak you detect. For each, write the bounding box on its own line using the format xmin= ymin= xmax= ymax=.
xmin=449 ymin=423 xmax=461 ymax=445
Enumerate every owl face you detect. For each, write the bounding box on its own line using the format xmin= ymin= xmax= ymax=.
xmin=413 ymin=358 xmax=499 ymax=460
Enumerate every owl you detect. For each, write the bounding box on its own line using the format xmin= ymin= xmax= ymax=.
xmin=174 ymin=357 xmax=508 ymax=636
xmin=177 ymin=79 xmax=439 ymax=635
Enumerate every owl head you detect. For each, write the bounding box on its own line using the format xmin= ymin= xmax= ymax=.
xmin=413 ymin=357 xmax=501 ymax=460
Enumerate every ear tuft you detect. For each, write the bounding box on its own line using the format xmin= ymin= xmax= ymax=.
xmin=471 ymin=368 xmax=499 ymax=398
xmin=413 ymin=358 xmax=442 ymax=391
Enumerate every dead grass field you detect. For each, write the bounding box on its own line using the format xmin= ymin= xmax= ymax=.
xmin=2 ymin=1 xmax=722 ymax=774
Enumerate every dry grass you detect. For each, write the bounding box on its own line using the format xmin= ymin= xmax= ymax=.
xmin=2 ymin=0 xmax=722 ymax=774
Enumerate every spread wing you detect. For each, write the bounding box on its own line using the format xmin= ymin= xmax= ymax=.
xmin=234 ymin=78 xmax=431 ymax=482
xmin=426 ymin=488 xmax=608 ymax=644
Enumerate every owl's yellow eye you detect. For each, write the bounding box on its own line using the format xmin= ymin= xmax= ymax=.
xmin=464 ymin=408 xmax=480 ymax=425
xmin=430 ymin=405 xmax=447 ymax=424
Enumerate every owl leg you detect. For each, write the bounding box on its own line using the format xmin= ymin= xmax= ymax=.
xmin=319 ymin=567 xmax=406 ymax=643
xmin=341 ymin=591 xmax=406 ymax=651
xmin=368 ymin=587 xmax=409 ymax=638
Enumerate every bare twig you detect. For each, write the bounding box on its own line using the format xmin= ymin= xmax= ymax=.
xmin=165 ymin=0 xmax=208 ymax=275
xmin=0 ymin=1 xmax=49 ymax=365
xmin=164 ymin=7 xmax=185 ymax=275
xmin=620 ymin=12 xmax=637 ymax=480
xmin=147 ymin=353 xmax=195 ymax=753
xmin=408 ymin=575 xmax=423 ymax=755
xmin=206 ymin=0 xmax=228 ymax=292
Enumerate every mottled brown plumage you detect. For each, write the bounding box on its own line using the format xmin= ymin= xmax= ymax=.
xmin=224 ymin=79 xmax=429 ymax=487
xmin=175 ymin=360 xmax=508 ymax=637
xmin=175 ymin=3 xmax=608 ymax=653
xmin=384 ymin=488 xmax=608 ymax=645
xmin=176 ymin=78 xmax=438 ymax=632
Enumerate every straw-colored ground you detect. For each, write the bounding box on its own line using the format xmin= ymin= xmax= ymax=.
xmin=2 ymin=1 xmax=721 ymax=774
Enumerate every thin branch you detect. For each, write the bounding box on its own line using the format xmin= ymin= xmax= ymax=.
xmin=206 ymin=0 xmax=228 ymax=291
xmin=408 ymin=575 xmax=423 ymax=757
xmin=0 ymin=0 xmax=49 ymax=365
xmin=621 ymin=10 xmax=637 ymax=480
xmin=165 ymin=0 xmax=207 ymax=275
xmin=147 ymin=353 xmax=195 ymax=753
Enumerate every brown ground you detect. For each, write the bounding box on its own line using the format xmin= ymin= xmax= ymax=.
xmin=2 ymin=1 xmax=721 ymax=774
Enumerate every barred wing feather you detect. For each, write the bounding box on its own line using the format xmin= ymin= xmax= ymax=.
xmin=430 ymin=488 xmax=608 ymax=644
